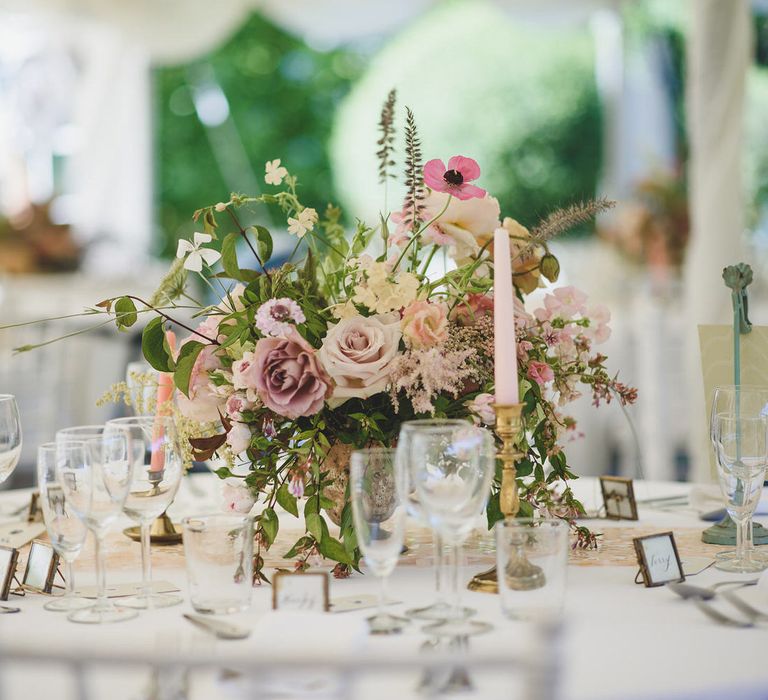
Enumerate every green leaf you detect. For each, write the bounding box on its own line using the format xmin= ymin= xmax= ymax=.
xmin=304 ymin=497 xmax=319 ymax=516
xmin=261 ymin=507 xmax=279 ymax=545
xmin=486 ymin=492 xmax=503 ymax=529
xmin=173 ymin=340 xmax=205 ymax=397
xmin=276 ymin=483 xmax=299 ymax=517
xmin=305 ymin=512 xmax=323 ymax=541
xmin=141 ymin=317 xmax=174 ymax=372
xmin=221 ymin=232 xmax=241 ymax=281
xmin=214 ymin=467 xmax=232 ymax=480
xmin=114 ymin=297 xmax=137 ymax=330
xmin=318 ymin=536 xmax=354 ymax=566
xmin=251 ymin=225 xmax=273 ymax=262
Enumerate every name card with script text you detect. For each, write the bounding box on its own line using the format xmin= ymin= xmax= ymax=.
xmin=272 ymin=572 xmax=329 ymax=612
xmin=633 ymin=532 xmax=685 ymax=587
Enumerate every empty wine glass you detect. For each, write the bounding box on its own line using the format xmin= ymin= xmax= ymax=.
xmin=37 ymin=443 xmax=90 ymax=612
xmin=409 ymin=423 xmax=495 ymax=637
xmin=105 ymin=416 xmax=183 ymax=609
xmin=0 ymin=395 xmax=22 ymax=485
xmin=710 ymin=386 xmax=768 ymax=565
xmin=350 ymin=448 xmax=407 ymax=635
xmin=396 ymin=419 xmax=473 ymax=621
xmin=56 ymin=431 xmax=136 ymax=624
xmin=712 ymin=413 xmax=768 ymax=573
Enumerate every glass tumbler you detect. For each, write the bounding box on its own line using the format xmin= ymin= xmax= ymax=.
xmin=496 ymin=519 xmax=568 ymax=620
xmin=182 ymin=514 xmax=254 ymax=614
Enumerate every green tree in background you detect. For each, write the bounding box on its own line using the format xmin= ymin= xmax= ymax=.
xmin=153 ymin=13 xmax=364 ymax=258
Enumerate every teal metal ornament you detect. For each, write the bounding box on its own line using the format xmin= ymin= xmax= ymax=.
xmin=702 ymin=263 xmax=768 ymax=545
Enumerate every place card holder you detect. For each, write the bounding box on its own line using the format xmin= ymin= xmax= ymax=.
xmin=26 ymin=492 xmax=43 ymax=524
xmin=272 ymin=572 xmax=329 ymax=612
xmin=0 ymin=546 xmax=21 ymax=601
xmin=599 ymin=476 xmax=638 ymax=521
xmin=633 ymin=531 xmax=685 ymax=588
xmin=21 ymin=541 xmax=62 ymax=595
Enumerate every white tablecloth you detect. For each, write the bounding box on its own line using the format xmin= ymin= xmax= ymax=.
xmin=0 ymin=475 xmax=766 ymax=700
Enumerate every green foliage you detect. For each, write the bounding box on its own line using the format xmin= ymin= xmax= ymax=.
xmin=141 ymin=317 xmax=174 ymax=372
xmin=153 ymin=13 xmax=364 ymax=258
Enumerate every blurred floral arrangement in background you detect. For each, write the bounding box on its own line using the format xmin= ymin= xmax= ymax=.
xmin=17 ymin=92 xmax=635 ymax=580
xmin=0 ymin=202 xmax=81 ymax=274
xmin=598 ymin=169 xmax=689 ymax=280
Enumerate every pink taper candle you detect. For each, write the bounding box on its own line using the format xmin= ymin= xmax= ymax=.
xmin=150 ymin=330 xmax=176 ymax=472
xmin=493 ymin=227 xmax=519 ymax=404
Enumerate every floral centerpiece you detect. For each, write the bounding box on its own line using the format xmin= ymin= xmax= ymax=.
xmin=21 ymin=92 xmax=636 ymax=580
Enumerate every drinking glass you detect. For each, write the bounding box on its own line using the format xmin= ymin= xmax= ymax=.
xmin=496 ymin=519 xmax=568 ymax=620
xmin=409 ymin=423 xmax=495 ymax=637
xmin=105 ymin=416 xmax=183 ymax=609
xmin=351 ymin=448 xmax=407 ymax=635
xmin=56 ymin=432 xmax=137 ymax=623
xmin=182 ymin=514 xmax=254 ymax=614
xmin=710 ymin=386 xmax=768 ymax=566
xmin=396 ymin=419 xmax=473 ymax=621
xmin=0 ymin=395 xmax=22 ymax=485
xmin=712 ymin=413 xmax=768 ymax=573
xmin=37 ymin=443 xmax=90 ymax=612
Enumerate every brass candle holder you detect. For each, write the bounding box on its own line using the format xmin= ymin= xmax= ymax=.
xmin=123 ymin=468 xmax=182 ymax=545
xmin=467 ymin=402 xmax=544 ymax=593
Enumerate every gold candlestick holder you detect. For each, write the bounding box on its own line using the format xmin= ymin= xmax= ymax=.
xmin=467 ymin=402 xmax=545 ymax=593
xmin=123 ymin=469 xmax=182 ymax=545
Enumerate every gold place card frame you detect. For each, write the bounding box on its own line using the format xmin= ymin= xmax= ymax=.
xmin=633 ymin=531 xmax=685 ymax=588
xmin=272 ymin=572 xmax=329 ymax=612
xmin=22 ymin=540 xmax=61 ymax=594
xmin=0 ymin=546 xmax=20 ymax=601
xmin=600 ymin=476 xmax=639 ymax=521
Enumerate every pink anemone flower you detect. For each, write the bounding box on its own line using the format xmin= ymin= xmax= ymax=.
xmin=423 ymin=156 xmax=486 ymax=201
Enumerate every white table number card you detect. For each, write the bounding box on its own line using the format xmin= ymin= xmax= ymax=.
xmin=633 ymin=532 xmax=685 ymax=587
xmin=272 ymin=572 xmax=329 ymax=612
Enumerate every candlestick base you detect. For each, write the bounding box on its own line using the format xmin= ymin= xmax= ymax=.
xmin=467 ymin=566 xmax=500 ymax=594
xmin=123 ymin=511 xmax=182 ymax=545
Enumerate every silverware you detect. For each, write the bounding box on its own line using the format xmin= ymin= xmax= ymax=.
xmin=0 ymin=605 xmax=20 ymax=614
xmin=691 ymin=598 xmax=753 ymax=628
xmin=722 ymin=590 xmax=768 ymax=622
xmin=183 ymin=613 xmax=250 ymax=640
xmin=667 ymin=579 xmax=758 ymax=601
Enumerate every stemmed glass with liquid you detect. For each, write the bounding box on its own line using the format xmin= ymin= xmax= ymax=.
xmin=712 ymin=412 xmax=768 ymax=573
xmin=56 ymin=429 xmax=136 ymax=624
xmin=350 ymin=448 xmax=407 ymax=635
xmin=396 ymin=419 xmax=473 ymax=621
xmin=407 ymin=422 xmax=495 ymax=637
xmin=36 ymin=443 xmax=90 ymax=612
xmin=0 ymin=395 xmax=21 ymax=485
xmin=105 ymin=416 xmax=183 ymax=609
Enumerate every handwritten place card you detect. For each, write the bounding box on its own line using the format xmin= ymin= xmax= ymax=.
xmin=600 ymin=476 xmax=639 ymax=521
xmin=272 ymin=572 xmax=329 ymax=612
xmin=0 ymin=522 xmax=46 ymax=550
xmin=633 ymin=532 xmax=685 ymax=587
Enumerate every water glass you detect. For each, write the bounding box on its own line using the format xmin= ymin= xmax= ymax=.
xmin=409 ymin=423 xmax=495 ymax=637
xmin=351 ymin=448 xmax=407 ymax=635
xmin=56 ymin=431 xmax=136 ymax=624
xmin=396 ymin=419 xmax=473 ymax=621
xmin=712 ymin=413 xmax=768 ymax=573
xmin=182 ymin=514 xmax=253 ymax=614
xmin=0 ymin=395 xmax=21 ymax=485
xmin=105 ymin=416 xmax=183 ymax=609
xmin=37 ymin=443 xmax=90 ymax=612
xmin=496 ymin=519 xmax=568 ymax=620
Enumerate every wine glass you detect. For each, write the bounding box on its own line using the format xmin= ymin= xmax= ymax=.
xmin=710 ymin=386 xmax=768 ymax=565
xmin=396 ymin=419 xmax=473 ymax=621
xmin=712 ymin=412 xmax=768 ymax=573
xmin=0 ymin=395 xmax=22 ymax=485
xmin=105 ymin=416 xmax=183 ymax=609
xmin=350 ymin=448 xmax=407 ymax=635
xmin=56 ymin=431 xmax=137 ymax=624
xmin=409 ymin=423 xmax=495 ymax=637
xmin=36 ymin=443 xmax=90 ymax=612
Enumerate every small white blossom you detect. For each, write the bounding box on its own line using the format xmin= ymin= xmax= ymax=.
xmin=265 ymin=159 xmax=288 ymax=186
xmin=176 ymin=232 xmax=221 ymax=272
xmin=287 ymin=207 xmax=318 ymax=238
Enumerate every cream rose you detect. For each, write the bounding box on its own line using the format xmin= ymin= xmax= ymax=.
xmin=401 ymin=300 xmax=448 ymax=349
xmin=318 ymin=313 xmax=402 ymax=405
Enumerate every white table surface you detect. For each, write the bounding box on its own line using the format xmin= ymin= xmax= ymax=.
xmin=0 ymin=474 xmax=767 ymax=700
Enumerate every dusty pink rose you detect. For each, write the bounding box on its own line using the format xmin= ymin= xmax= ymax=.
xmin=401 ymin=300 xmax=448 ymax=349
xmin=451 ymin=293 xmax=493 ymax=326
xmin=466 ymin=393 xmax=496 ymax=425
xmin=221 ymin=479 xmax=255 ymax=514
xmin=251 ymin=327 xmax=332 ymax=419
xmin=225 ymin=393 xmax=249 ymax=421
xmin=232 ymin=352 xmax=261 ymax=392
xmin=226 ymin=421 xmax=252 ymax=455
xmin=176 ymin=344 xmax=226 ymax=422
xmin=527 ymin=360 xmax=555 ymax=386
